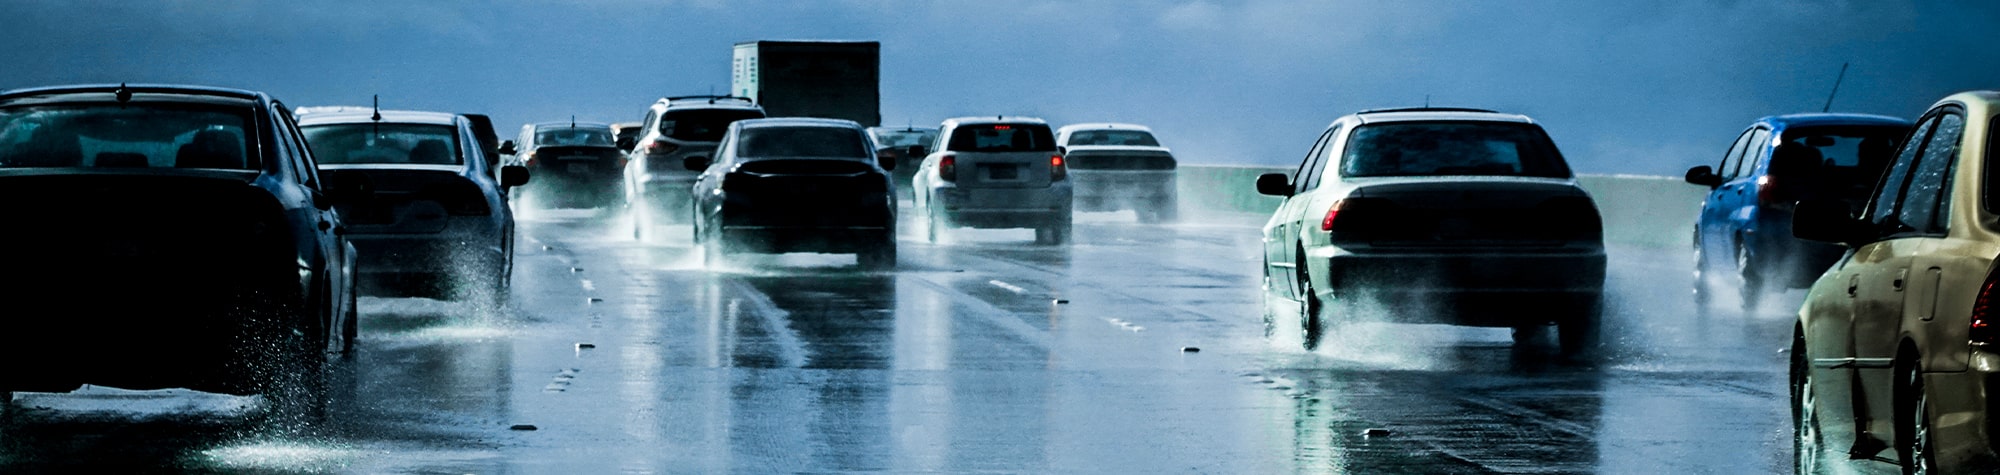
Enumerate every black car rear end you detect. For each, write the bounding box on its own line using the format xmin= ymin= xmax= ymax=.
xmin=524 ymin=144 xmax=624 ymax=208
xmin=716 ymin=159 xmax=895 ymax=253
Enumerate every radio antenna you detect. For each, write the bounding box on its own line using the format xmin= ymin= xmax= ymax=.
xmin=1822 ymin=62 xmax=1848 ymax=113
xmin=1424 ymin=94 xmax=1430 ymax=108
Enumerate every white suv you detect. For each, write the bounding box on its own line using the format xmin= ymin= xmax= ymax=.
xmin=913 ymin=117 xmax=1073 ymax=244
xmin=622 ymin=96 xmax=765 ymax=241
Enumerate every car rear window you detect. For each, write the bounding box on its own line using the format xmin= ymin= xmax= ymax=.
xmin=661 ymin=109 xmax=765 ymax=142
xmin=946 ymin=123 xmax=1056 ymax=152
xmin=869 ymin=128 xmax=936 ymax=148
xmin=302 ymin=123 xmax=462 ymax=165
xmin=1770 ymin=125 xmax=1910 ymax=202
xmin=535 ymin=126 xmax=616 ymax=148
xmin=1066 ymin=129 xmax=1160 ymax=147
xmin=1340 ymin=121 xmax=1570 ymax=178
xmin=0 ymin=104 xmax=257 ymax=170
xmin=737 ymin=126 xmax=867 ymax=159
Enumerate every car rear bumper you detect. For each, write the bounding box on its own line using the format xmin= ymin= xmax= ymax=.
xmin=933 ymin=186 xmax=1071 ymax=228
xmin=1923 ymin=350 xmax=2000 ymax=471
xmin=720 ymin=226 xmax=893 ymax=253
xmin=1072 ymin=172 xmax=1174 ymax=212
xmin=1317 ymin=246 xmax=1606 ymax=326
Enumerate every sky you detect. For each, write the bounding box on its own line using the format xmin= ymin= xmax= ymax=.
xmin=0 ymin=0 xmax=1994 ymax=176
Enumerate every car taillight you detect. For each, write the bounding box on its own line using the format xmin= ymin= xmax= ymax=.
xmin=1321 ymin=199 xmax=1350 ymax=231
xmin=1756 ymin=175 xmax=1775 ymax=205
xmin=1973 ymin=269 xmax=2000 ymax=345
xmin=1050 ymin=154 xmax=1066 ymax=181
xmin=647 ymin=140 xmax=679 ymax=155
xmin=939 ymin=154 xmax=957 ymax=182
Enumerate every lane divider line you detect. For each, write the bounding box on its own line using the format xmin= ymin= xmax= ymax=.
xmin=987 ymin=279 xmax=1028 ymax=295
xmin=910 ymin=276 xmax=1054 ymax=350
xmin=721 ymin=278 xmax=810 ymax=368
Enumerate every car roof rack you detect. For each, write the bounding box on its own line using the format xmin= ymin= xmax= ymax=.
xmin=664 ymin=95 xmax=755 ymax=105
xmin=1356 ymin=106 xmax=1498 ymax=114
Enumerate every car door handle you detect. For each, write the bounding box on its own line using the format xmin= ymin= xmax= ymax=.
xmin=1893 ymin=268 xmax=1907 ymax=291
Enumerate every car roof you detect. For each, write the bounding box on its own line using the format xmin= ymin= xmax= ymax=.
xmin=1347 ymin=108 xmax=1535 ymax=127
xmin=297 ymin=109 xmax=459 ymax=126
xmin=941 ymin=116 xmax=1049 ymax=128
xmin=1058 ymin=123 xmax=1154 ymax=133
xmin=738 ymin=117 xmax=863 ymax=129
xmin=655 ymin=96 xmax=761 ymax=111
xmin=531 ymin=121 xmax=613 ymax=130
xmin=0 ymin=83 xmax=265 ymax=107
xmin=1758 ymin=113 xmax=1913 ymax=130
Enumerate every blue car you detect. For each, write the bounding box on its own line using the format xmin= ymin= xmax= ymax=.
xmin=1684 ymin=113 xmax=1912 ymax=312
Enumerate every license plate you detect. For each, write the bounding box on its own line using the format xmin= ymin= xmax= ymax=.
xmin=567 ymin=163 xmax=590 ymax=174
xmin=987 ymin=165 xmax=1018 ymax=180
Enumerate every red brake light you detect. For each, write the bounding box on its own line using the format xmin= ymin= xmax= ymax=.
xmin=939 ymin=154 xmax=957 ymax=182
xmin=1321 ymin=200 xmax=1346 ymax=231
xmin=1050 ymin=154 xmax=1066 ymax=181
xmin=1974 ymin=270 xmax=2000 ymax=345
xmin=993 ymin=125 xmax=1011 ymax=130
xmin=1756 ymin=175 xmax=1775 ymax=205
xmin=646 ymin=140 xmax=679 ymax=155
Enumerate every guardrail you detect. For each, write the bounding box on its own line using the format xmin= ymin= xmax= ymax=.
xmin=1174 ymin=165 xmax=1704 ymax=248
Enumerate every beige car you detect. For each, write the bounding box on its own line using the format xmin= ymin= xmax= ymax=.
xmin=1791 ymin=90 xmax=2000 ymax=473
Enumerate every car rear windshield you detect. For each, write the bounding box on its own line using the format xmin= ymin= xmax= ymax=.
xmin=1775 ymin=125 xmax=1909 ymax=173
xmin=1340 ymin=121 xmax=1570 ymax=178
xmin=535 ymin=126 xmax=616 ymax=148
xmin=0 ymin=104 xmax=257 ymax=170
xmin=869 ymin=128 xmax=936 ymax=148
xmin=1066 ymin=129 xmax=1160 ymax=147
xmin=737 ymin=126 xmax=867 ymax=159
xmin=946 ymin=123 xmax=1056 ymax=152
xmin=662 ymin=109 xmax=765 ymax=142
xmin=302 ymin=123 xmax=462 ymax=165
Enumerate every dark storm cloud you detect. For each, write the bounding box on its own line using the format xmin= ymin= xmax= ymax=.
xmin=1 ymin=0 xmax=1994 ymax=174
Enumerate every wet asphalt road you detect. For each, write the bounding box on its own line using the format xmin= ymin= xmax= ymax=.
xmin=0 ymin=208 xmax=1811 ymax=474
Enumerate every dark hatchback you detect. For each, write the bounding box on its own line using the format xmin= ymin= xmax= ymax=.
xmin=689 ymin=118 xmax=897 ymax=270
xmin=0 ymin=84 xmax=357 ymax=406
xmin=1684 ymin=113 xmax=1912 ymax=311
xmin=514 ymin=121 xmax=623 ymax=209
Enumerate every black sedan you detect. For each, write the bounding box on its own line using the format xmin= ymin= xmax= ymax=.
xmin=688 ymin=118 xmax=897 ymax=270
xmin=0 ymin=84 xmax=357 ymax=412
xmin=298 ymin=109 xmax=529 ymax=309
xmin=512 ymin=121 xmax=623 ymax=210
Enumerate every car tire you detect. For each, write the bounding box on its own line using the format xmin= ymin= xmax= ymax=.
xmin=1557 ymin=295 xmax=1603 ymax=358
xmin=632 ymin=203 xmax=649 ymax=242
xmin=1898 ymin=360 xmax=1938 ymax=475
xmin=340 ymin=289 xmax=358 ymax=354
xmin=253 ymin=288 xmax=329 ymax=428
xmin=1737 ymin=242 xmax=1763 ymax=314
xmin=1138 ymin=202 xmax=1178 ymax=224
xmin=1036 ymin=219 xmax=1072 ymax=245
xmin=926 ymin=205 xmax=945 ymax=244
xmin=1793 ymin=328 xmax=1826 ymax=475
xmin=1692 ymin=243 xmax=1713 ymax=310
xmin=702 ymin=222 xmax=729 ymax=269
xmin=860 ymin=240 xmax=896 ymax=271
xmin=1296 ymin=253 xmax=1324 ymax=351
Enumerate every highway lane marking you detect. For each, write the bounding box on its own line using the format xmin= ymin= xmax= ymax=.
xmin=909 ymin=276 xmax=1054 ymax=350
xmin=720 ymin=278 xmax=810 ymax=368
xmin=987 ymin=279 xmax=1028 ymax=295
xmin=581 ymin=279 xmax=596 ymax=291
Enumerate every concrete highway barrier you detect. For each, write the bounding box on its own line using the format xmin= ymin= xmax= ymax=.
xmin=1173 ymin=165 xmax=1705 ymax=249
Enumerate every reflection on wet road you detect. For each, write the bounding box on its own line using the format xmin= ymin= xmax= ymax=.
xmin=0 ymin=209 xmax=1799 ymax=473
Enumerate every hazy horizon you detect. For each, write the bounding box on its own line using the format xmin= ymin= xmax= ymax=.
xmin=2 ymin=0 xmax=1994 ymax=176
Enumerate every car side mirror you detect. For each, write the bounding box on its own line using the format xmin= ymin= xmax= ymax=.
xmin=1684 ymin=165 xmax=1722 ymax=188
xmin=1793 ymin=199 xmax=1871 ymax=246
xmin=616 ymin=136 xmax=637 ymax=152
xmin=1255 ymin=173 xmax=1293 ymax=197
xmin=876 ymin=152 xmax=896 ymax=171
xmin=683 ymin=156 xmax=711 ymax=171
xmin=501 ymin=165 xmax=530 ymax=187
xmin=1057 ymin=146 xmax=1067 ymax=155
xmin=906 ymin=145 xmax=927 ymax=158
xmin=499 ymin=140 xmax=517 ymax=156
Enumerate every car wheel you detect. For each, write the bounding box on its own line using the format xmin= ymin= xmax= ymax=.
xmin=1793 ymin=329 xmax=1825 ymax=475
xmin=1692 ymin=244 xmax=1713 ymax=310
xmin=340 ymin=289 xmax=358 ymax=354
xmin=702 ymin=221 xmax=728 ymax=269
xmin=1296 ymin=254 xmax=1324 ymax=351
xmin=860 ymin=240 xmax=897 ymax=271
xmin=1036 ymin=219 xmax=1072 ymax=245
xmin=254 ymin=289 xmax=329 ymax=427
xmin=926 ymin=204 xmax=945 ymax=244
xmin=1899 ymin=361 xmax=1938 ymax=475
xmin=1737 ymin=242 xmax=1763 ymax=313
xmin=1557 ymin=295 xmax=1603 ymax=358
